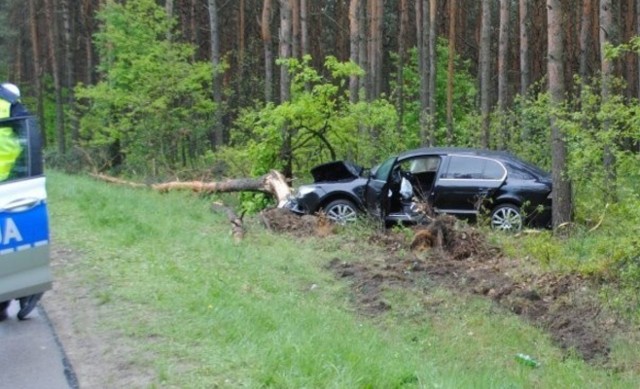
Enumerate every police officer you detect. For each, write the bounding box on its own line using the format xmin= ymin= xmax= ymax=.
xmin=0 ymin=82 xmax=25 ymax=182
xmin=0 ymin=82 xmax=41 ymax=321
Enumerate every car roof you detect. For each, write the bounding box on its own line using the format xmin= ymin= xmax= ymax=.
xmin=396 ymin=147 xmax=550 ymax=177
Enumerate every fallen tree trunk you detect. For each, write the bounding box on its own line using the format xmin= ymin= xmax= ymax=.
xmin=91 ymin=170 xmax=292 ymax=206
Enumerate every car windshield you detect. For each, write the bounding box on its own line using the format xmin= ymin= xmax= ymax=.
xmin=371 ymin=156 xmax=396 ymax=181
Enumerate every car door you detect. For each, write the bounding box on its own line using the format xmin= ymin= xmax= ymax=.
xmin=364 ymin=155 xmax=397 ymax=218
xmin=432 ymin=155 xmax=506 ymax=216
xmin=0 ymin=116 xmax=52 ymax=303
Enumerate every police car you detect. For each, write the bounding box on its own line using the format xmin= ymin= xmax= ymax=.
xmin=0 ymin=115 xmax=51 ymax=320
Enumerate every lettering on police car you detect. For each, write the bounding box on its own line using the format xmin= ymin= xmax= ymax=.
xmin=1 ymin=217 xmax=23 ymax=245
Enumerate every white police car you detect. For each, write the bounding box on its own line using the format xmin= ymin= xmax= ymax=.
xmin=0 ymin=115 xmax=51 ymax=320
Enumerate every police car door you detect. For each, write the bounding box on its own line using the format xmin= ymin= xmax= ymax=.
xmin=0 ymin=117 xmax=52 ymax=303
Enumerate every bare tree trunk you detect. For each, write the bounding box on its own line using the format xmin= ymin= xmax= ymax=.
xmin=428 ymin=0 xmax=437 ymax=146
xmin=81 ymin=0 xmax=94 ymax=85
xmin=44 ymin=0 xmax=65 ymax=155
xmin=480 ymin=0 xmax=492 ymax=148
xmin=92 ymin=170 xmax=292 ymax=207
xmin=60 ymin=0 xmax=78 ymax=144
xmin=397 ymin=0 xmax=409 ymax=133
xmin=291 ymin=0 xmax=300 ymax=58
xmin=579 ymin=0 xmax=593 ymax=82
xmin=600 ymin=0 xmax=617 ymax=201
xmin=349 ymin=0 xmax=361 ymax=103
xmin=446 ymin=0 xmax=456 ymax=144
xmin=498 ymin=0 xmax=511 ymax=148
xmin=279 ymin=0 xmax=292 ymax=102
xmin=417 ymin=0 xmax=430 ymax=146
xmin=637 ymin=0 xmax=640 ymax=99
xmin=300 ymin=0 xmax=309 ymax=57
xmin=208 ymin=0 xmax=224 ymax=148
xmin=357 ymin=0 xmax=367 ymax=94
xmin=238 ymin=0 xmax=245 ymax=86
xmin=261 ymin=0 xmax=274 ymax=102
xmin=368 ymin=0 xmax=383 ymax=100
xmin=520 ymin=0 xmax=531 ymax=96
xmin=29 ymin=0 xmax=46 ymax=147
xmin=547 ymin=0 xmax=572 ymax=229
xmin=165 ymin=0 xmax=174 ymax=40
xmin=279 ymin=0 xmax=293 ymax=177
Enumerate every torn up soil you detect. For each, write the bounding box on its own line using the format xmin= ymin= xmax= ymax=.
xmin=261 ymin=209 xmax=626 ymax=363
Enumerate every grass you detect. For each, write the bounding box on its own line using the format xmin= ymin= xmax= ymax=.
xmin=47 ymin=171 xmax=640 ymax=388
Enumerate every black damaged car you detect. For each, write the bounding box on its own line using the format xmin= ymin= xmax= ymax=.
xmin=284 ymin=148 xmax=552 ymax=231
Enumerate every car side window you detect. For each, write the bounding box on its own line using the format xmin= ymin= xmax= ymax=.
xmin=505 ymin=162 xmax=536 ymax=180
xmin=443 ymin=156 xmax=506 ymax=180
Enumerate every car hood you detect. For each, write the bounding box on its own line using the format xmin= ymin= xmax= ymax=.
xmin=310 ymin=161 xmax=364 ymax=183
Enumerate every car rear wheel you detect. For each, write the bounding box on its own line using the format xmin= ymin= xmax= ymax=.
xmin=323 ymin=199 xmax=359 ymax=224
xmin=490 ymin=203 xmax=523 ymax=231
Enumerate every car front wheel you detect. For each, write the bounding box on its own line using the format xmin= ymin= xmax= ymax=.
xmin=490 ymin=203 xmax=523 ymax=231
xmin=323 ymin=199 xmax=359 ymax=224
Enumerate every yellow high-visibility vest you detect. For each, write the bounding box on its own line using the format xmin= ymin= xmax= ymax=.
xmin=0 ymin=99 xmax=21 ymax=181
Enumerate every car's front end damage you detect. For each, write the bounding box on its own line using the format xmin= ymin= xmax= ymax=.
xmin=283 ymin=161 xmax=368 ymax=218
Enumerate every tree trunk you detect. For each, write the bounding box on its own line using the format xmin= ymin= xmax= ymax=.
xmin=397 ymin=0 xmax=409 ymax=133
xmin=238 ymin=0 xmax=245 ymax=87
xmin=357 ymin=0 xmax=367 ymax=94
xmin=279 ymin=0 xmax=293 ymax=177
xmin=579 ymin=0 xmax=593 ymax=82
xmin=261 ymin=0 xmax=274 ymax=102
xmin=498 ymin=0 xmax=511 ymax=148
xmin=547 ymin=0 xmax=572 ymax=229
xmin=44 ymin=0 xmax=65 ymax=155
xmin=28 ymin=0 xmax=46 ymax=147
xmin=92 ymin=170 xmax=292 ymax=207
xmin=519 ymin=0 xmax=530 ymax=95
xmin=368 ymin=0 xmax=383 ymax=100
xmin=60 ymin=0 xmax=78 ymax=145
xmin=600 ymin=0 xmax=617 ymax=201
xmin=446 ymin=0 xmax=456 ymax=144
xmin=300 ymin=0 xmax=309 ymax=57
xmin=417 ymin=0 xmax=429 ymax=146
xmin=165 ymin=0 xmax=174 ymax=40
xmin=208 ymin=0 xmax=224 ymax=148
xmin=480 ymin=0 xmax=492 ymax=148
xmin=291 ymin=0 xmax=300 ymax=58
xmin=349 ymin=0 xmax=361 ymax=103
xmin=428 ymin=0 xmax=437 ymax=146
xmin=637 ymin=0 xmax=640 ymax=99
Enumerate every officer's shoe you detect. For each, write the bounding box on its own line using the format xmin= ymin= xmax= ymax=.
xmin=17 ymin=293 xmax=43 ymax=320
xmin=0 ymin=300 xmax=9 ymax=321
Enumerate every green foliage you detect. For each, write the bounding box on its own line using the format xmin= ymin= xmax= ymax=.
xmin=390 ymin=39 xmax=478 ymax=147
xmin=226 ymin=56 xmax=399 ymax=178
xmin=75 ymin=0 xmax=217 ymax=175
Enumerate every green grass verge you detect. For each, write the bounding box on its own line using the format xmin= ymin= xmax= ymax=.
xmin=47 ymin=171 xmax=639 ymax=388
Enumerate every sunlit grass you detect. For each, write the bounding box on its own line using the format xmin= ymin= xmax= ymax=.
xmin=47 ymin=171 xmax=640 ymax=388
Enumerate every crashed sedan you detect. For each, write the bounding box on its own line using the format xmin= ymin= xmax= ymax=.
xmin=285 ymin=148 xmax=552 ymax=231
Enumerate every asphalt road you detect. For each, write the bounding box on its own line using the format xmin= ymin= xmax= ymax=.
xmin=0 ymin=300 xmax=76 ymax=389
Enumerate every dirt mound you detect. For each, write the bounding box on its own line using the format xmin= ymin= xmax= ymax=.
xmin=260 ymin=208 xmax=334 ymax=237
xmin=326 ymin=216 xmax=623 ymax=363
